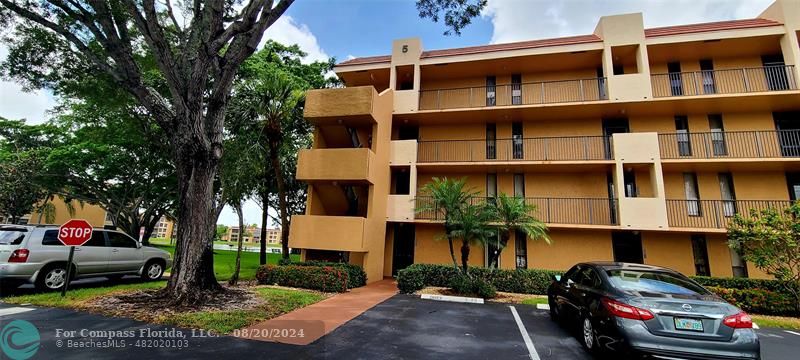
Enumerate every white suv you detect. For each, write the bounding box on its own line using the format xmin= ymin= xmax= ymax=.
xmin=0 ymin=224 xmax=172 ymax=291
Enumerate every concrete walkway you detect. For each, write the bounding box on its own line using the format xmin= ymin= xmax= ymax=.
xmin=237 ymin=279 xmax=398 ymax=345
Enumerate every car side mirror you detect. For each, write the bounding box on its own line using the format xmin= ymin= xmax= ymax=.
xmin=137 ymin=242 xmax=142 ymax=249
xmin=566 ymin=279 xmax=575 ymax=287
xmin=552 ymin=275 xmax=561 ymax=282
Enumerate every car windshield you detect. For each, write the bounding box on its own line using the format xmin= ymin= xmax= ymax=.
xmin=0 ymin=228 xmax=27 ymax=245
xmin=606 ymin=269 xmax=710 ymax=296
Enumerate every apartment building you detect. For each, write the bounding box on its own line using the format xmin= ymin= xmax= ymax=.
xmin=289 ymin=0 xmax=800 ymax=283
xmin=2 ymin=196 xmax=112 ymax=228
xmin=153 ymin=216 xmax=176 ymax=240
xmin=222 ymin=226 xmax=281 ymax=245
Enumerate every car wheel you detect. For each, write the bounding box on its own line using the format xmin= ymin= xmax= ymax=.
xmin=580 ymin=315 xmax=598 ymax=353
xmin=36 ymin=264 xmax=72 ymax=291
xmin=142 ymin=261 xmax=164 ymax=281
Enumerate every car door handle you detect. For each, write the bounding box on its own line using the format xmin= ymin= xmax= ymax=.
xmin=111 ymin=249 xmax=119 ymax=252
xmin=73 ymin=248 xmax=81 ymax=252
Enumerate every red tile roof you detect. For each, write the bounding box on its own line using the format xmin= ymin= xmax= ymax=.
xmin=644 ymin=18 xmax=781 ymax=38
xmin=421 ymin=34 xmax=602 ymax=58
xmin=336 ymin=18 xmax=783 ymax=67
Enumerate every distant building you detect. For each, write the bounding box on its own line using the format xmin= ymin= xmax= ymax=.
xmin=222 ymin=225 xmax=281 ymax=245
xmin=1 ymin=196 xmax=112 ymax=228
xmin=153 ymin=216 xmax=176 ymax=240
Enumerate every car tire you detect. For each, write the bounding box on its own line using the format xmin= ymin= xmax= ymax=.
xmin=580 ymin=314 xmax=599 ymax=354
xmin=141 ymin=260 xmax=164 ymax=281
xmin=35 ymin=263 xmax=73 ymax=291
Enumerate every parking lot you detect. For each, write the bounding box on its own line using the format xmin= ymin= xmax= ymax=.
xmin=2 ymin=294 xmax=798 ymax=359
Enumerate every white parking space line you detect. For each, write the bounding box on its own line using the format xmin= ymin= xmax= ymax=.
xmin=509 ymin=305 xmax=541 ymax=360
xmin=784 ymin=330 xmax=800 ymax=336
xmin=0 ymin=307 xmax=35 ymax=317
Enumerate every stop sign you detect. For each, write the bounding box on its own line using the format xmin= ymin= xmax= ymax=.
xmin=58 ymin=219 xmax=94 ymax=246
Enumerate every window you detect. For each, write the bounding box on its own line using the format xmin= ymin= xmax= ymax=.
xmin=0 ymin=228 xmax=27 ymax=245
xmin=391 ymin=168 xmax=411 ymax=195
xmin=394 ymin=65 xmax=415 ymax=90
xmin=762 ymin=54 xmax=788 ymax=91
xmin=596 ymin=67 xmax=607 ymax=99
xmin=611 ymin=231 xmax=644 ymax=264
xmin=668 ymin=61 xmax=683 ymax=96
xmin=786 ymin=173 xmax=800 ymax=200
xmin=612 ymin=64 xmax=624 ymax=75
xmin=486 ymin=76 xmax=496 ymax=106
xmin=84 ymin=231 xmax=107 ymax=247
xmin=774 ymin=112 xmax=800 ymax=157
xmin=623 ymin=171 xmax=637 ymax=198
xmin=691 ymin=235 xmax=710 ymax=276
xmin=486 ymin=174 xmax=497 ymax=199
xmin=708 ymin=114 xmax=727 ymax=156
xmin=108 ymin=232 xmax=138 ymax=248
xmin=512 ymin=122 xmax=523 ymax=159
xmin=576 ymin=267 xmax=601 ymax=289
xmin=683 ymin=173 xmax=701 ymax=216
xmin=513 ymin=174 xmax=525 ymax=197
xmin=486 ymin=124 xmax=496 ymax=160
xmin=515 ymin=229 xmax=527 ymax=269
xmin=719 ymin=173 xmax=736 ymax=217
xmin=675 ymin=115 xmax=691 ymax=156
xmin=511 ymin=74 xmax=522 ymax=105
xmin=397 ymin=125 xmax=418 ymax=140
xmin=700 ymin=59 xmax=716 ymax=94
xmin=730 ymin=248 xmax=748 ymax=278
xmin=606 ymin=269 xmax=710 ymax=295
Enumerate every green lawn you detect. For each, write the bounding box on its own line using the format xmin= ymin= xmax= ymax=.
xmin=520 ymin=297 xmax=549 ymax=306
xmin=164 ymin=287 xmax=326 ymax=334
xmin=752 ymin=315 xmax=800 ymax=330
xmin=149 ymin=244 xmax=299 ymax=281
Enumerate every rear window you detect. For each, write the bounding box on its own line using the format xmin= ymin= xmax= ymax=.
xmin=0 ymin=228 xmax=27 ymax=245
xmin=606 ymin=269 xmax=710 ymax=295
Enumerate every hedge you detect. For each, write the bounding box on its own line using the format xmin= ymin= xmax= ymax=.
xmin=691 ymin=276 xmax=798 ymax=298
xmin=708 ymin=286 xmax=798 ymax=317
xmin=287 ymin=261 xmax=367 ymax=288
xmin=397 ymin=264 xmax=561 ymax=295
xmin=256 ymin=265 xmax=349 ymax=292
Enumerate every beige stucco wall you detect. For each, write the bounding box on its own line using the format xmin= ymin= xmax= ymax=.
xmin=29 ymin=196 xmax=108 ymax=228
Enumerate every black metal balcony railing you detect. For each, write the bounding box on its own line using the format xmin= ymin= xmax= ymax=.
xmin=659 ymin=130 xmax=800 ymax=159
xmin=414 ymin=196 xmax=619 ymax=226
xmin=651 ymin=65 xmax=797 ymax=98
xmin=418 ymin=77 xmax=608 ymax=110
xmin=666 ymin=199 xmax=792 ymax=229
xmin=417 ymin=136 xmax=612 ymax=163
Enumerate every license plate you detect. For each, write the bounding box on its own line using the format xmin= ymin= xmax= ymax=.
xmin=674 ymin=318 xmax=704 ymax=332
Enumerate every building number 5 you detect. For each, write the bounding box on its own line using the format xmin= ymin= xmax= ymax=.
xmin=402 ymin=45 xmax=408 ymax=53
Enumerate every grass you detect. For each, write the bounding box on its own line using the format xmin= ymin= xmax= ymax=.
xmin=752 ymin=315 xmax=800 ymax=330
xmin=149 ymin=243 xmax=299 ymax=281
xmin=520 ymin=297 xmax=549 ymax=306
xmin=3 ymin=281 xmax=167 ymax=308
xmin=163 ymin=287 xmax=326 ymax=334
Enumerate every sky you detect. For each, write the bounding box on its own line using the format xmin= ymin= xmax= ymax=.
xmin=0 ymin=0 xmax=776 ymax=225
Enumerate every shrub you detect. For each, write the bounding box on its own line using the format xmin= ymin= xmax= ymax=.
xmin=397 ymin=264 xmax=561 ymax=295
xmin=287 ymin=261 xmax=367 ymax=288
xmin=447 ymin=275 xmax=497 ymax=299
xmin=691 ymin=276 xmax=798 ymax=298
xmin=472 ymin=278 xmax=497 ymax=299
xmin=256 ymin=265 xmax=349 ymax=292
xmin=708 ymin=286 xmax=798 ymax=317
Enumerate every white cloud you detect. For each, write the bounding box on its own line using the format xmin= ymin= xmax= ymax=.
xmin=218 ymin=200 xmax=280 ymax=228
xmin=0 ymin=45 xmax=57 ymax=124
xmin=262 ymin=15 xmax=329 ymax=63
xmin=482 ymin=0 xmax=774 ymax=44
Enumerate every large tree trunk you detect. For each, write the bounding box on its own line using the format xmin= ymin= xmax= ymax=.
xmin=229 ymin=204 xmax=245 ymax=286
xmin=164 ymin=138 xmax=222 ymax=304
xmin=490 ymin=230 xmax=511 ymax=269
xmin=460 ymin=240 xmax=470 ymax=276
xmin=259 ymin=192 xmax=269 ymax=265
xmin=268 ymin=138 xmax=290 ymax=260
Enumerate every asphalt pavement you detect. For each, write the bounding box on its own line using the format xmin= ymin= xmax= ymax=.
xmin=0 ymin=294 xmax=798 ymax=359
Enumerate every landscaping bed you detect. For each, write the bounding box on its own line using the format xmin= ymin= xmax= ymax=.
xmin=3 ymin=282 xmax=330 ymax=334
xmin=416 ymin=286 xmax=547 ymax=305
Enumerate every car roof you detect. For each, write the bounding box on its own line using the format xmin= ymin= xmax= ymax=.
xmin=579 ymin=261 xmax=678 ymax=273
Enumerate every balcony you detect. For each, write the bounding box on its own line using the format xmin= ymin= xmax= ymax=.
xmin=414 ymin=196 xmax=618 ymax=226
xmin=651 ymin=65 xmax=797 ymax=98
xmin=289 ymin=215 xmax=366 ymax=252
xmin=418 ymin=78 xmax=608 ymax=110
xmin=417 ymin=136 xmax=611 ymax=163
xmin=665 ymin=199 xmax=792 ymax=229
xmin=659 ymin=130 xmax=800 ymax=159
xmin=296 ymin=148 xmax=375 ymax=183
xmin=304 ymin=86 xmax=381 ymax=125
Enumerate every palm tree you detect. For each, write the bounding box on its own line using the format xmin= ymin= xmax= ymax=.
xmin=232 ymin=72 xmax=305 ymax=261
xmin=450 ymin=202 xmax=496 ymax=275
xmin=489 ymin=193 xmax=550 ymax=269
xmin=416 ymin=177 xmax=476 ymax=270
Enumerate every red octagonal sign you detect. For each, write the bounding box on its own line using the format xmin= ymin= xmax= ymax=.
xmin=58 ymin=219 xmax=94 ymax=246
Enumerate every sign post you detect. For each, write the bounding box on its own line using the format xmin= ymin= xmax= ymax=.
xmin=57 ymin=219 xmax=94 ymax=297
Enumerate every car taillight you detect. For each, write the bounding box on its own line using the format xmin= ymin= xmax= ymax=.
xmin=723 ymin=312 xmax=753 ymax=329
xmin=8 ymin=249 xmax=29 ymax=263
xmin=602 ymin=297 xmax=655 ymax=321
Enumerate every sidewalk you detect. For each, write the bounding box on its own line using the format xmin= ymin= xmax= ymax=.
xmin=237 ymin=278 xmax=398 ymax=345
